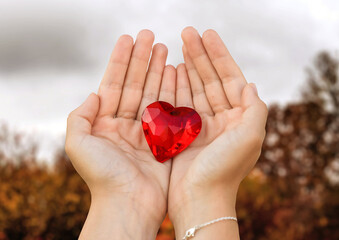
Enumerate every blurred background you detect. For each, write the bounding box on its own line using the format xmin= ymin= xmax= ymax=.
xmin=0 ymin=0 xmax=338 ymax=239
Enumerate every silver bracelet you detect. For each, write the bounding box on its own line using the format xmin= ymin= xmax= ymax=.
xmin=182 ymin=216 xmax=238 ymax=240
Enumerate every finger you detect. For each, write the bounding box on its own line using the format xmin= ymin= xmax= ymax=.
xmin=117 ymin=29 xmax=155 ymax=119
xmin=241 ymin=83 xmax=268 ymax=140
xmin=97 ymin=35 xmax=134 ymax=117
xmin=66 ymin=93 xmax=99 ymax=144
xmin=176 ymin=63 xmax=193 ymax=108
xmin=181 ymin=27 xmax=231 ymax=113
xmin=158 ymin=65 xmax=176 ymax=106
xmin=136 ymin=43 xmax=168 ymax=120
xmin=182 ymin=44 xmax=214 ymax=116
xmin=202 ymin=29 xmax=247 ymax=107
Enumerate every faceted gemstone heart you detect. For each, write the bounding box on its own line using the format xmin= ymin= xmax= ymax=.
xmin=141 ymin=101 xmax=202 ymax=163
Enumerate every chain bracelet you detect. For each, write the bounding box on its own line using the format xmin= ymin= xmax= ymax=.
xmin=182 ymin=216 xmax=238 ymax=240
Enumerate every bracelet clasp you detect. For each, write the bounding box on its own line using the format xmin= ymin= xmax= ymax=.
xmin=183 ymin=227 xmax=196 ymax=240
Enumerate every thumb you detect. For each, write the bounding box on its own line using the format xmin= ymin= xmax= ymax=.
xmin=240 ymin=83 xmax=268 ymax=140
xmin=66 ymin=93 xmax=100 ymax=142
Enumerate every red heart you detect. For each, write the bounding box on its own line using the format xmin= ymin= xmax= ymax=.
xmin=141 ymin=101 xmax=202 ymax=163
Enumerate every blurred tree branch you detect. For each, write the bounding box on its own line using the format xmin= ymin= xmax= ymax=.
xmin=303 ymin=51 xmax=339 ymax=115
xmin=0 ymin=51 xmax=338 ymax=240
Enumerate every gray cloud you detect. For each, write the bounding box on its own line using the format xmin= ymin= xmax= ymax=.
xmin=0 ymin=0 xmax=338 ymax=160
xmin=0 ymin=18 xmax=90 ymax=72
xmin=0 ymin=2 xmax=117 ymax=73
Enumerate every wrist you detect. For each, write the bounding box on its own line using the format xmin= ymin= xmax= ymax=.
xmin=169 ymin=185 xmax=240 ymax=239
xmin=79 ymin=192 xmax=161 ymax=240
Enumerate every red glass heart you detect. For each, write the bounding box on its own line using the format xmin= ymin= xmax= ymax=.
xmin=141 ymin=101 xmax=202 ymax=163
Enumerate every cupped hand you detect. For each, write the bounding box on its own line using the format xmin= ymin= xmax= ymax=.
xmin=169 ymin=27 xmax=268 ymax=238
xmin=65 ymin=30 xmax=176 ymax=238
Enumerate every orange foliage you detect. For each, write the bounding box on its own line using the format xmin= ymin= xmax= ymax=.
xmin=0 ymin=52 xmax=338 ymax=239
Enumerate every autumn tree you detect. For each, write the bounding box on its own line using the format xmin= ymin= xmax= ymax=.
xmin=240 ymin=51 xmax=339 ymax=239
xmin=0 ymin=52 xmax=338 ymax=239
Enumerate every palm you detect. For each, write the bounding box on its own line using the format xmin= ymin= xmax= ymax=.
xmin=67 ymin=30 xmax=176 ymax=224
xmin=89 ymin=116 xmax=170 ymax=190
xmin=92 ymin=116 xmax=154 ymax=162
xmin=171 ymin=108 xmax=243 ymax=189
xmin=187 ymin=109 xmax=242 ymax=147
xmin=169 ymin=28 xmax=267 ymax=212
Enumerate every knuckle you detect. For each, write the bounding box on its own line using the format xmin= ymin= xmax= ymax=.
xmin=124 ymin=80 xmax=144 ymax=90
xmin=143 ymin=92 xmax=158 ymax=101
xmin=176 ymin=86 xmax=190 ymax=92
xmin=192 ymin=88 xmax=205 ymax=96
xmin=117 ymin=111 xmax=135 ymax=119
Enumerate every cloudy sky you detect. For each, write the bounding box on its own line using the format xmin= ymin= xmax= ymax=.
xmin=0 ymin=0 xmax=338 ymax=159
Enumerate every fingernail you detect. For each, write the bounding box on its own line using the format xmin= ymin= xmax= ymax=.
xmin=249 ymin=83 xmax=258 ymax=96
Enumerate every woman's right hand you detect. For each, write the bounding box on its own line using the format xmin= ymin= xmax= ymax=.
xmin=65 ymin=30 xmax=175 ymax=240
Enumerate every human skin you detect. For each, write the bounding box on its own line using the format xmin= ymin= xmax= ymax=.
xmin=65 ymin=30 xmax=177 ymax=240
xmin=65 ymin=27 xmax=268 ymax=240
xmin=168 ymin=27 xmax=268 ymax=239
